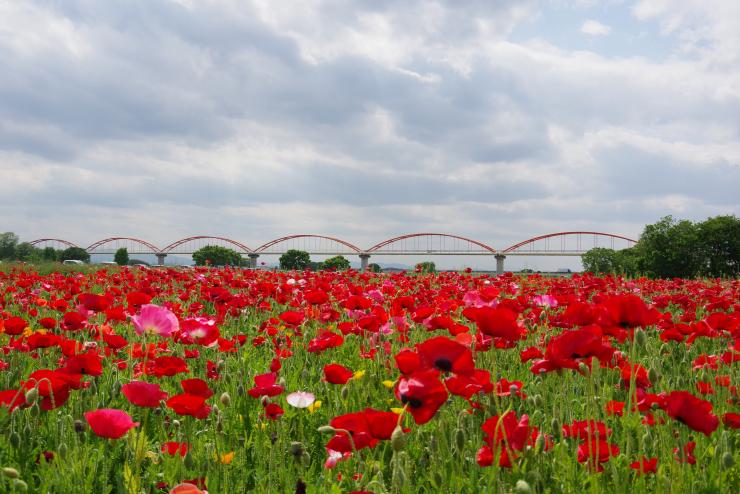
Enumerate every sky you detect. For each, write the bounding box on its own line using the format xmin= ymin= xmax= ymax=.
xmin=1 ymin=0 xmax=738 ymax=269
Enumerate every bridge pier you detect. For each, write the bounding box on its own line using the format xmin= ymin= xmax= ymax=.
xmin=248 ymin=253 xmax=260 ymax=269
xmin=495 ymin=254 xmax=506 ymax=275
xmin=359 ymin=253 xmax=371 ymax=272
xmin=156 ymin=253 xmax=167 ymax=266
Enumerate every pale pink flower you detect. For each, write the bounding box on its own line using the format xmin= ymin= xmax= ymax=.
xmin=286 ymin=391 xmax=315 ymax=408
xmin=131 ymin=304 xmax=179 ymax=337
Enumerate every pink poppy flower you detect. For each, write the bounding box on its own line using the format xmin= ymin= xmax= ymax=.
xmin=84 ymin=409 xmax=139 ymax=439
xmin=132 ymin=304 xmax=179 ymax=337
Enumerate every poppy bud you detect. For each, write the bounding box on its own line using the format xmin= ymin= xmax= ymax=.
xmin=301 ymin=368 xmax=310 ymax=381
xmin=25 ymin=388 xmax=38 ymax=406
xmin=217 ymin=359 xmax=226 ymax=371
xmin=236 ymin=384 xmax=245 ymax=396
xmin=74 ymin=420 xmax=85 ymax=433
xmin=578 ymin=362 xmax=590 ymax=374
xmin=526 ymin=397 xmax=535 ymax=407
xmin=2 ymin=467 xmax=19 ymax=479
xmin=648 ymin=368 xmax=659 ymax=383
xmin=551 ymin=418 xmax=560 ymax=436
xmin=22 ymin=423 xmax=31 ymax=440
xmin=391 ymin=426 xmax=406 ymax=452
xmin=634 ymin=328 xmax=647 ymax=346
xmin=260 ymin=396 xmax=270 ymax=407
xmin=278 ymin=377 xmax=286 ymax=387
xmin=429 ymin=435 xmax=438 ymax=453
xmin=289 ymin=442 xmax=305 ymax=457
xmin=9 ymin=432 xmax=20 ymax=448
xmin=341 ymin=387 xmax=349 ymax=400
xmin=454 ymin=428 xmax=466 ymax=452
xmin=721 ymin=452 xmax=734 ymax=470
xmin=184 ymin=452 xmax=195 ymax=470
xmin=393 ymin=467 xmax=407 ymax=489
xmin=533 ymin=394 xmax=543 ymax=408
xmin=12 ymin=479 xmax=28 ymax=492
xmin=172 ymin=420 xmax=181 ymax=429
xmin=221 ymin=392 xmax=232 ymax=406
xmin=515 ymin=480 xmax=532 ymax=494
xmin=58 ymin=443 xmax=68 ymax=459
xmin=300 ymin=452 xmax=310 ymax=467
xmin=317 ymin=425 xmax=336 ymax=434
xmin=111 ymin=381 xmax=121 ymax=395
xmin=535 ymin=433 xmax=545 ymax=453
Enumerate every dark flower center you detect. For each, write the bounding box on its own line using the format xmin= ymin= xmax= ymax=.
xmin=401 ymin=395 xmax=424 ymax=409
xmin=434 ymin=358 xmax=453 ymax=372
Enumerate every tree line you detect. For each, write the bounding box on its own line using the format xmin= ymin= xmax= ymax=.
xmin=582 ymin=215 xmax=739 ymax=278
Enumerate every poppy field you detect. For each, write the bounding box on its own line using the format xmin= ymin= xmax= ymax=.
xmin=0 ymin=266 xmax=739 ymax=493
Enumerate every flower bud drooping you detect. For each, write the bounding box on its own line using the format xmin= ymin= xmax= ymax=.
xmin=515 ymin=480 xmax=532 ymax=494
xmin=24 ymin=388 xmax=38 ymax=406
xmin=391 ymin=426 xmax=406 ymax=452
xmin=220 ymin=392 xmax=231 ymax=407
xmin=2 ymin=467 xmax=20 ymax=479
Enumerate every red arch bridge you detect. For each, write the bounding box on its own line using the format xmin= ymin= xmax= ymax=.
xmin=29 ymin=232 xmax=636 ymax=273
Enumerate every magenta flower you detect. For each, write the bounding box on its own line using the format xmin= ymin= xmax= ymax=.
xmin=84 ymin=408 xmax=139 ymax=439
xmin=131 ymin=304 xmax=179 ymax=337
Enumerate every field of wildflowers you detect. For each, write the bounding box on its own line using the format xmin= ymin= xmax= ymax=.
xmin=0 ymin=265 xmax=738 ymax=493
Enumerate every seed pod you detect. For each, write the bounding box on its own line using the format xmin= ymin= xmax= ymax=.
xmin=24 ymin=388 xmax=38 ymax=406
xmin=391 ymin=426 xmax=406 ymax=452
xmin=515 ymin=480 xmax=532 ymax=494
xmin=2 ymin=467 xmax=20 ymax=479
xmin=220 ymin=392 xmax=231 ymax=407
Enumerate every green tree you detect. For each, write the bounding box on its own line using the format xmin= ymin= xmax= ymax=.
xmin=415 ymin=261 xmax=436 ymax=274
xmin=192 ymin=245 xmax=244 ymax=266
xmin=114 ymin=248 xmax=130 ymax=266
xmin=637 ymin=216 xmax=701 ymax=278
xmin=41 ymin=247 xmax=59 ymax=262
xmin=367 ymin=262 xmax=382 ymax=273
xmin=613 ymin=247 xmax=641 ymax=276
xmin=60 ymin=246 xmax=91 ymax=263
xmin=322 ymin=255 xmax=350 ymax=271
xmin=279 ymin=249 xmax=311 ymax=270
xmin=0 ymin=232 xmax=19 ymax=260
xmin=696 ymin=215 xmax=740 ymax=277
xmin=581 ymin=247 xmax=618 ymax=274
xmin=14 ymin=242 xmax=39 ymax=262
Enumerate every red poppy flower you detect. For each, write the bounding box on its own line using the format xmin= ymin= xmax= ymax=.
xmin=167 ymin=393 xmax=211 ymax=419
xmin=78 ymin=293 xmax=110 ymax=313
xmin=531 ymin=325 xmax=615 ymax=374
xmin=247 ymin=372 xmax=284 ymax=398
xmin=662 ymin=391 xmax=719 ymax=436
xmin=464 ymin=307 xmax=524 ymax=343
xmin=279 ymin=310 xmax=304 ymax=326
xmin=395 ymin=370 xmax=448 ymax=425
xmin=416 ymin=336 xmax=475 ymax=376
xmin=630 ymin=456 xmax=658 ymax=475
xmin=84 ymin=409 xmax=139 ymax=439
xmin=122 ymin=381 xmax=168 ymax=408
xmin=264 ymin=402 xmax=284 ymax=420
xmin=674 ymin=441 xmax=696 ymax=464
xmin=577 ymin=438 xmax=620 ymax=470
xmin=180 ymin=378 xmax=213 ymax=398
xmin=38 ymin=317 xmax=57 ymax=330
xmin=723 ymin=412 xmax=740 ymax=429
xmin=61 ymin=311 xmax=87 ymax=331
xmin=61 ymin=352 xmax=103 ymax=377
xmin=2 ymin=316 xmax=28 ymax=335
xmin=145 ymin=356 xmax=189 ymax=377
xmin=323 ymin=363 xmax=354 ymax=384
xmin=479 ymin=411 xmax=544 ymax=468
xmin=308 ymin=330 xmax=344 ymax=353
xmin=162 ymin=441 xmax=190 ymax=457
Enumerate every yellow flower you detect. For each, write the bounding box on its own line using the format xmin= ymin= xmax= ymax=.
xmin=259 ymin=423 xmax=267 ymax=430
xmin=308 ymin=400 xmax=322 ymax=413
xmin=391 ymin=408 xmax=405 ymax=415
xmin=382 ymin=380 xmax=395 ymax=389
xmin=353 ymin=370 xmax=366 ymax=380
xmin=220 ymin=452 xmax=235 ymax=464
xmin=22 ymin=327 xmax=33 ymax=337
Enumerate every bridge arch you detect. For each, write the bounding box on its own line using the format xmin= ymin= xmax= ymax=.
xmin=28 ymin=238 xmax=79 ymax=249
xmin=86 ymin=237 xmax=161 ymax=254
xmin=367 ymin=233 xmax=497 ymax=254
xmin=161 ymin=236 xmax=253 ymax=254
xmin=256 ymin=235 xmax=362 ymax=254
xmin=503 ymin=231 xmax=637 ymax=254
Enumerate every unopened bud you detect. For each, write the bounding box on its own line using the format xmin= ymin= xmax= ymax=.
xmin=341 ymin=387 xmax=349 ymax=400
xmin=25 ymin=388 xmax=38 ymax=406
xmin=73 ymin=420 xmax=85 ymax=433
xmin=551 ymin=418 xmax=560 ymax=434
xmin=57 ymin=443 xmax=68 ymax=458
xmin=391 ymin=426 xmax=406 ymax=452
xmin=533 ymin=394 xmax=543 ymax=408
xmin=289 ymin=442 xmax=305 ymax=457
xmin=172 ymin=420 xmax=180 ymax=429
xmin=578 ymin=362 xmax=590 ymax=374
xmin=648 ymin=368 xmax=659 ymax=384
xmin=9 ymin=432 xmax=20 ymax=448
xmin=317 ymin=425 xmax=336 ymax=434
xmin=515 ymin=480 xmax=532 ymax=494
xmin=535 ymin=433 xmax=546 ymax=453
xmin=454 ymin=428 xmax=466 ymax=452
xmin=220 ymin=392 xmax=231 ymax=407
xmin=300 ymin=452 xmax=311 ymax=467
xmin=12 ymin=479 xmax=28 ymax=491
xmin=635 ymin=329 xmax=647 ymax=346
xmin=2 ymin=467 xmax=20 ymax=479
xmin=721 ymin=452 xmax=734 ymax=470
xmin=429 ymin=435 xmax=438 ymax=453
xmin=184 ymin=452 xmax=195 ymax=470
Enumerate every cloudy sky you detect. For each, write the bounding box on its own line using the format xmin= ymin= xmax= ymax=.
xmin=1 ymin=0 xmax=738 ymax=268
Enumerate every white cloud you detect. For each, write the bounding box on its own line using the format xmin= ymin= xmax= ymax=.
xmin=580 ymin=19 xmax=611 ymax=36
